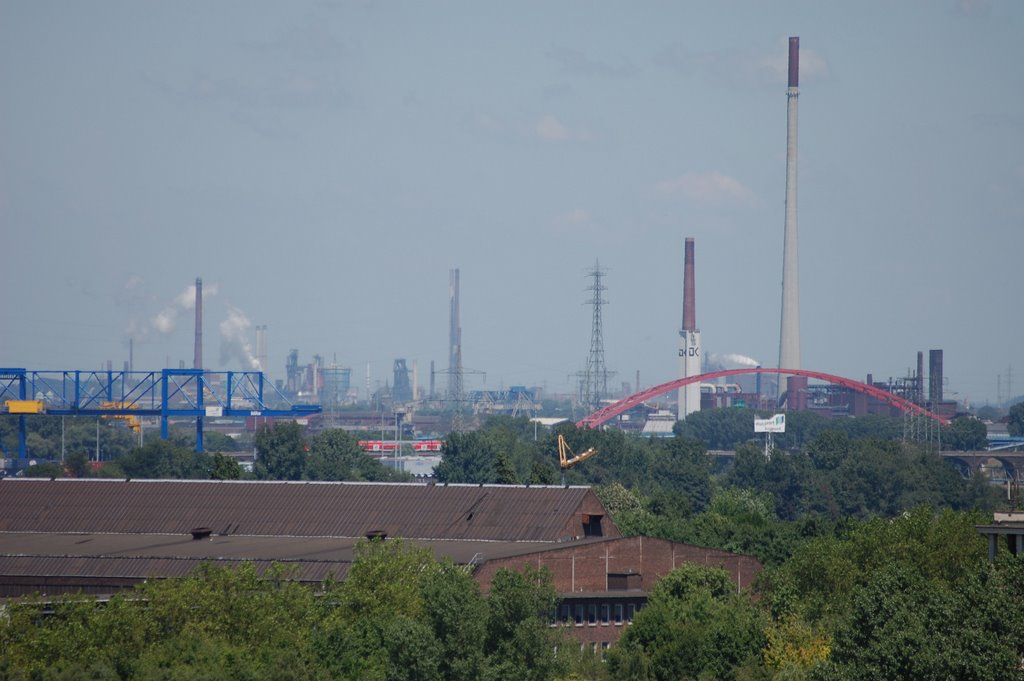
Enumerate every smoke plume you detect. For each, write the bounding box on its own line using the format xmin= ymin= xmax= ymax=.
xmin=219 ymin=306 xmax=262 ymax=370
xmin=708 ymin=352 xmax=760 ymax=368
xmin=150 ymin=282 xmax=219 ymax=335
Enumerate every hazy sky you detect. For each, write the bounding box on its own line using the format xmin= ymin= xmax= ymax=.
xmin=2 ymin=1 xmax=1021 ymax=406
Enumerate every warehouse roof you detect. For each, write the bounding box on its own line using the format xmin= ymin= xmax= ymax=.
xmin=0 ymin=478 xmax=615 ymax=543
xmin=0 ymin=478 xmax=620 ymax=597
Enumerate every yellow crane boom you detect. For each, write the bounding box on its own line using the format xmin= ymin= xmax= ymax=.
xmin=557 ymin=434 xmax=597 ymax=469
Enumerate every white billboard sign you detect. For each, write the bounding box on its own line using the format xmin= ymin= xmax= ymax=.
xmin=205 ymin=406 xmax=223 ymax=417
xmin=754 ymin=413 xmax=786 ymax=433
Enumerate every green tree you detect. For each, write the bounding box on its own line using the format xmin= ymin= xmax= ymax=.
xmin=208 ymin=452 xmax=242 ymax=480
xmin=822 ymin=562 xmax=1022 ymax=681
xmin=22 ymin=462 xmax=65 ymax=478
xmin=117 ymin=439 xmax=204 ymax=479
xmin=304 ymin=428 xmax=405 ymax=481
xmin=649 ymin=436 xmax=712 ymax=513
xmin=315 ymin=539 xmax=439 ymax=679
xmin=528 ymin=460 xmax=558 ymax=485
xmin=1008 ymin=402 xmax=1024 ymax=437
xmin=435 ymin=431 xmax=497 ymax=483
xmin=494 ymin=451 xmax=519 ymax=484
xmin=943 ymin=415 xmax=988 ymax=451
xmin=762 ymin=507 xmax=989 ymax=627
xmin=254 ymin=421 xmax=306 ymax=480
xmin=421 ymin=562 xmax=489 ymax=681
xmin=484 ymin=566 xmax=564 ymax=681
xmin=674 ymin=407 xmax=758 ymax=450
xmin=65 ymin=450 xmax=91 ymax=478
xmin=608 ymin=564 xmax=767 ymax=681
xmin=0 ymin=563 xmax=321 ymax=680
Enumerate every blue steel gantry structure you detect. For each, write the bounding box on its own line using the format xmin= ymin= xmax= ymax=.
xmin=0 ymin=368 xmax=320 ymax=460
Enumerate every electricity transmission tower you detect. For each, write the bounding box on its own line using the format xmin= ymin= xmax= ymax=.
xmin=581 ymin=261 xmax=612 ymax=413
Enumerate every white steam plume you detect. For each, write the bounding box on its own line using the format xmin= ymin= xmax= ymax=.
xmin=150 ymin=282 xmax=218 ymax=335
xmin=708 ymin=352 xmax=761 ymax=368
xmin=219 ymin=306 xmax=262 ymax=370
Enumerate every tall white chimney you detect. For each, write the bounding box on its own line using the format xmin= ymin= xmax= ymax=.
xmin=778 ymin=37 xmax=801 ymax=373
xmin=678 ymin=238 xmax=701 ymax=419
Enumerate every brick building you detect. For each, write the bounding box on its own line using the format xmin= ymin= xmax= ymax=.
xmin=474 ymin=535 xmax=761 ymax=649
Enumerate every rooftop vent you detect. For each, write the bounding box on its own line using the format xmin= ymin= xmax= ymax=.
xmin=365 ymin=530 xmax=388 ymax=541
xmin=190 ymin=527 xmax=213 ymax=540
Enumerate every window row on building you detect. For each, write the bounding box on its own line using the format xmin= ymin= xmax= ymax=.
xmin=557 ymin=599 xmax=643 ymax=627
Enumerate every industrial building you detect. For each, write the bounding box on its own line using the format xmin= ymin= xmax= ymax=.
xmin=0 ymin=478 xmax=760 ymax=648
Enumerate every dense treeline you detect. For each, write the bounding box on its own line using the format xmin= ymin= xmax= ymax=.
xmin=7 ymin=419 xmax=408 ymax=483
xmin=606 ymin=508 xmax=1024 ymax=681
xmin=0 ymin=539 xmax=565 ymax=680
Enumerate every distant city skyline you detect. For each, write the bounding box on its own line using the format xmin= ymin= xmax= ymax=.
xmin=2 ymin=1 xmax=1021 ymax=406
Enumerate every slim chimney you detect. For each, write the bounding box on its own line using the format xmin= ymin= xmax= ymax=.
xmin=929 ymin=349 xmax=943 ymax=404
xmin=254 ymin=325 xmax=268 ymax=375
xmin=683 ymin=238 xmax=696 ymax=332
xmin=447 ymin=269 xmax=463 ymax=403
xmin=678 ymin=238 xmax=702 ymax=419
xmin=412 ymin=360 xmax=418 ymax=401
xmin=193 ymin=277 xmax=203 ymax=370
xmin=778 ymin=37 xmax=801 ymax=373
xmin=916 ymin=351 xmax=925 ymax=404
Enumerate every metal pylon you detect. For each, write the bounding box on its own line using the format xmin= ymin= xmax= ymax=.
xmin=581 ymin=261 xmax=610 ymax=413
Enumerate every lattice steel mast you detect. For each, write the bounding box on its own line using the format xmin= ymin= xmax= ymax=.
xmin=581 ymin=262 xmax=609 ymax=413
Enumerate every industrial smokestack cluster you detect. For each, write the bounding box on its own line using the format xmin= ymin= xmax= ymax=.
xmin=678 ymin=238 xmax=702 ymax=419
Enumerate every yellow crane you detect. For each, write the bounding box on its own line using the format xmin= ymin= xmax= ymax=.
xmin=100 ymin=401 xmax=142 ymax=433
xmin=557 ymin=433 xmax=597 ymax=469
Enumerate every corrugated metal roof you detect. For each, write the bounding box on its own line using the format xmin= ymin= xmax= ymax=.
xmin=0 ymin=479 xmax=600 ymax=543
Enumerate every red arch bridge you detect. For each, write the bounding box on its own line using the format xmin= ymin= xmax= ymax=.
xmin=576 ymin=367 xmax=949 ymax=429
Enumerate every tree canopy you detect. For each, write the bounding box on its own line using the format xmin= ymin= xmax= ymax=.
xmin=0 ymin=539 xmax=568 ymax=681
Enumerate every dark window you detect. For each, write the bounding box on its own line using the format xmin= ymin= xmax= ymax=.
xmin=608 ymin=571 xmax=642 ymax=591
xmin=626 ymin=603 xmax=635 ymax=622
xmin=575 ymin=605 xmax=584 ymax=626
xmin=560 ymin=604 xmax=571 ymax=623
xmin=583 ymin=514 xmax=603 ymax=537
xmin=601 ymin=641 xmax=610 ymax=660
xmin=600 ymin=604 xmax=610 ymax=625
xmin=614 ymin=604 xmax=623 ymax=624
xmin=588 ymin=604 xmax=597 ymax=625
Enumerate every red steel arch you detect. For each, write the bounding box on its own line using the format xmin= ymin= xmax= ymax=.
xmin=576 ymin=367 xmax=950 ymax=429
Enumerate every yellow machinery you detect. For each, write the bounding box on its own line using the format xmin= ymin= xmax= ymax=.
xmin=557 ymin=433 xmax=597 ymax=469
xmin=5 ymin=400 xmax=45 ymax=414
xmin=100 ymin=401 xmax=142 ymax=433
